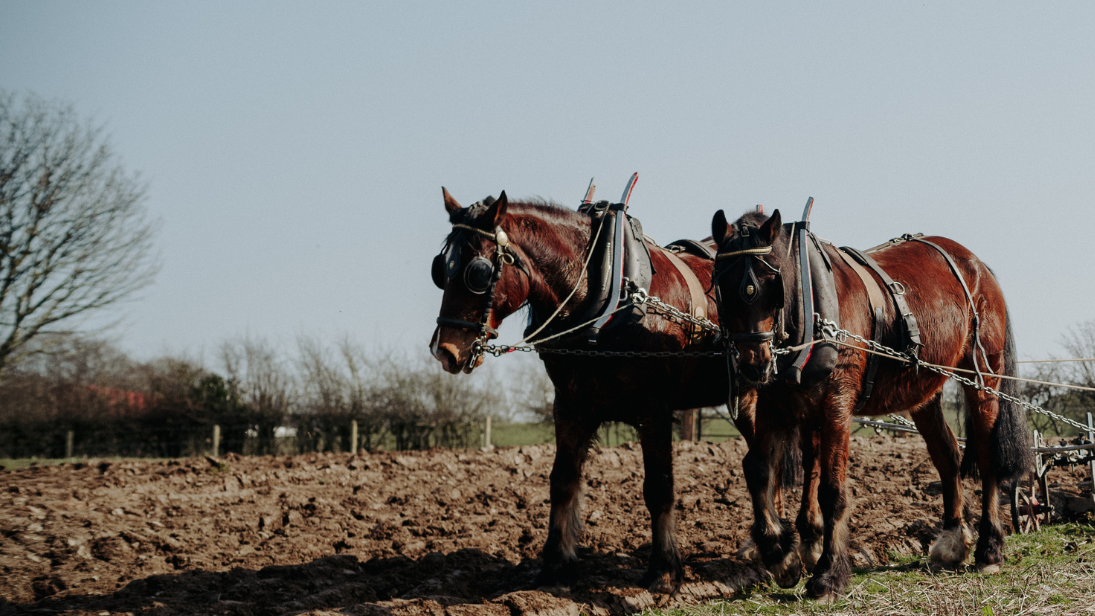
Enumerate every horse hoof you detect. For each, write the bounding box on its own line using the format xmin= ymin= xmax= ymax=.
xmin=768 ymin=546 xmax=803 ymax=588
xmin=737 ymin=538 xmax=759 ymax=561
xmin=976 ymin=563 xmax=1001 ymax=575
xmin=641 ymin=569 xmax=683 ymax=595
xmin=805 ymin=578 xmax=840 ymax=603
xmin=929 ymin=527 xmax=973 ymax=571
xmin=799 ymin=539 xmax=824 ymax=573
xmin=771 ymin=564 xmax=802 ymax=589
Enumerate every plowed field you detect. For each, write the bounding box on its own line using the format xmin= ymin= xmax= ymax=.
xmin=3 ymin=435 xmax=1089 ymax=616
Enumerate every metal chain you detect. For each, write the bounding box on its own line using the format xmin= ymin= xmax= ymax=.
xmin=479 ymin=295 xmax=1092 ymax=433
xmin=477 ymin=290 xmax=725 ymax=359
xmin=815 ymin=315 xmax=1095 ymax=435
xmin=888 ymin=414 xmax=917 ymax=427
xmin=631 ymin=288 xmax=722 ymax=334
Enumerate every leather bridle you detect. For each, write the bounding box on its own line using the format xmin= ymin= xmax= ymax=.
xmin=712 ymin=228 xmax=785 ymax=347
xmin=433 ymin=217 xmax=527 ymax=364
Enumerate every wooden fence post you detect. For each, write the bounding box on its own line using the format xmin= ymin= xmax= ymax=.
xmin=484 ymin=416 xmax=492 ymax=450
xmin=212 ymin=424 xmax=221 ymax=457
xmin=1088 ymin=413 xmax=1094 ymax=507
xmin=351 ymin=420 xmax=359 ymax=454
xmin=680 ymin=409 xmax=698 ymax=441
xmin=65 ymin=430 xmax=74 ymax=459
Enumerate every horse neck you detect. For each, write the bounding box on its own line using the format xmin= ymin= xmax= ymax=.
xmin=504 ymin=205 xmax=592 ymax=318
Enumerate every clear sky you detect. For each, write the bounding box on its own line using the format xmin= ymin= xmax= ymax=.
xmin=1 ymin=1 xmax=1093 ymax=363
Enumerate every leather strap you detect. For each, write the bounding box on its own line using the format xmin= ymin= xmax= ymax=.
xmin=840 ymin=246 xmax=923 ymax=360
xmin=835 ymin=247 xmax=885 ymax=412
xmin=835 ymin=248 xmax=887 ymax=320
xmin=661 ymin=249 xmax=708 ymax=342
xmin=910 ymin=238 xmax=992 ymax=383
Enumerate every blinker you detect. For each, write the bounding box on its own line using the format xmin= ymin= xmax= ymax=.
xmin=740 ymin=261 xmax=761 ymax=305
xmin=431 ymin=253 xmax=446 ymax=289
xmin=463 ymin=256 xmax=494 ymax=294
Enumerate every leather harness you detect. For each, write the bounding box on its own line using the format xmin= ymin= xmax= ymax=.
xmin=829 ymin=235 xmax=986 ymax=412
xmin=660 ymin=248 xmax=709 ymax=343
xmin=832 ymin=247 xmax=888 ymax=413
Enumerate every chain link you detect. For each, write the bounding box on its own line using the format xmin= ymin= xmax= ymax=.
xmin=631 ymin=288 xmax=722 ymax=334
xmin=815 ymin=315 xmax=1095 ymax=435
xmin=476 ymin=290 xmax=725 ymax=359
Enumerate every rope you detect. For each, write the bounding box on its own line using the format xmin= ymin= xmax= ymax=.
xmin=1017 ymin=358 xmax=1095 ymax=364
xmin=515 ymin=212 xmax=609 ymax=344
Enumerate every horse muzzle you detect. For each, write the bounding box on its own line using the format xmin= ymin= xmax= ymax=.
xmin=430 ymin=326 xmax=484 ymax=374
xmin=738 ymin=358 xmax=775 ymax=384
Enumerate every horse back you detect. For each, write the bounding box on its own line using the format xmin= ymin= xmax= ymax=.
xmin=829 ymin=236 xmax=1007 ymax=415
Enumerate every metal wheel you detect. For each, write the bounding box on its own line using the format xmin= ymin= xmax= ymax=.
xmin=1010 ymin=474 xmax=1051 ymax=534
xmin=1037 ymin=471 xmax=1053 ymax=526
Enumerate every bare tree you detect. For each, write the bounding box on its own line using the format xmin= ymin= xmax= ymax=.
xmin=222 ymin=335 xmax=295 ymax=454
xmin=0 ymin=90 xmax=158 ymax=380
xmin=511 ymin=355 xmax=555 ymax=423
xmin=1013 ymin=320 xmax=1095 ymax=436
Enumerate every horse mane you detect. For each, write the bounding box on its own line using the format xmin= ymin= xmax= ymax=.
xmin=445 ymin=197 xmax=588 ymax=252
xmin=735 ymin=210 xmax=771 ymax=231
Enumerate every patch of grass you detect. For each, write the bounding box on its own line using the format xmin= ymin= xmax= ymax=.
xmin=638 ymin=522 xmax=1095 ymax=616
xmin=489 ymin=421 xmax=556 ymax=447
xmin=0 ymin=456 xmax=174 ymax=470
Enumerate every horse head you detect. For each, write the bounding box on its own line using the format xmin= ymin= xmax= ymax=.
xmin=711 ymin=208 xmax=790 ymax=384
xmin=429 ymin=188 xmax=531 ymax=374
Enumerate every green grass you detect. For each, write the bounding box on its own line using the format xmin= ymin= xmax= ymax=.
xmin=638 ymin=522 xmax=1095 ymax=616
xmin=0 ymin=456 xmax=140 ymax=470
xmin=489 ymin=421 xmax=556 ymax=447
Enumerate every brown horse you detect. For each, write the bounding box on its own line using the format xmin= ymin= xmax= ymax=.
xmin=709 ymin=208 xmax=1032 ymax=601
xmin=429 ymin=188 xmax=748 ymax=592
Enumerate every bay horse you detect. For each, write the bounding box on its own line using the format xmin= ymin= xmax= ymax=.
xmin=709 ymin=207 xmax=1032 ymax=601
xmin=428 ymin=188 xmax=745 ymax=592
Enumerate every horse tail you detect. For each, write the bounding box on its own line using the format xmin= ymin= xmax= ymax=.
xmin=962 ymin=309 xmax=1033 ymax=481
xmin=990 ymin=311 xmax=1034 ymax=483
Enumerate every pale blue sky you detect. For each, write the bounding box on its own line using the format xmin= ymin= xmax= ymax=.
xmin=1 ymin=1 xmax=1093 ymax=362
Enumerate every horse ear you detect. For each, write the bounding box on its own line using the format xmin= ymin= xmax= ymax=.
xmin=442 ymin=187 xmax=462 ymax=215
xmin=711 ymin=209 xmax=732 ymax=244
xmin=760 ymin=209 xmax=782 ymax=244
xmin=486 ymin=190 xmax=508 ymax=227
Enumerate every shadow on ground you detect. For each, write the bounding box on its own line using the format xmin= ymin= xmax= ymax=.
xmin=2 ymin=547 xmax=761 ymax=616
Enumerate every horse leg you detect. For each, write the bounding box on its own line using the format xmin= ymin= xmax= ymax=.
xmin=966 ymin=386 xmax=1007 ymax=573
xmin=796 ymin=426 xmax=824 ymax=572
xmin=743 ymin=422 xmax=802 ymax=588
xmin=910 ymin=393 xmax=972 ymax=570
xmin=638 ymin=413 xmax=684 ymax=593
xmin=804 ymin=410 xmax=853 ymax=602
xmin=536 ymin=396 xmax=598 ymax=587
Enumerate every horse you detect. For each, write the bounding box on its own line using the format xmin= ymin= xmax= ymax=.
xmin=428 ymin=187 xmax=750 ymax=592
xmin=708 ymin=207 xmax=1032 ymax=602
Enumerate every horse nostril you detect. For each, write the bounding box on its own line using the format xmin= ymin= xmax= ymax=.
xmin=433 ymin=346 xmax=459 ymax=373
